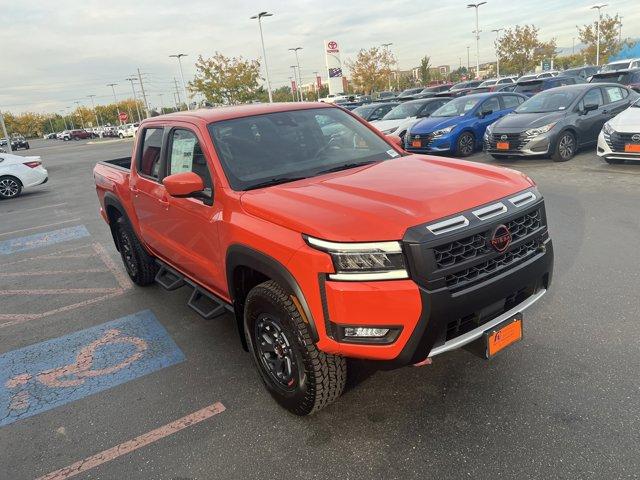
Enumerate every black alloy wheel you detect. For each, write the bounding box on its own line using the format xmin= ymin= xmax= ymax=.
xmin=456 ymin=132 xmax=475 ymax=157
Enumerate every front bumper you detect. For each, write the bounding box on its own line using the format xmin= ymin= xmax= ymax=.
xmin=405 ymin=132 xmax=454 ymax=153
xmin=597 ymin=130 xmax=640 ymax=162
xmin=484 ymin=131 xmax=552 ymax=156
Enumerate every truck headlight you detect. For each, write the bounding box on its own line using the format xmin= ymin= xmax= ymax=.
xmin=305 ymin=236 xmax=408 ymax=281
xmin=524 ymin=122 xmax=556 ymax=137
xmin=432 ymin=125 xmax=455 ymax=137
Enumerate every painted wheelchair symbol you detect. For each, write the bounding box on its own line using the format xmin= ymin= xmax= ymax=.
xmin=6 ymin=329 xmax=148 ymax=411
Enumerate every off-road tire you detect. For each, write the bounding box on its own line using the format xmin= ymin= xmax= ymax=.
xmin=115 ymin=216 xmax=157 ymax=286
xmin=456 ymin=132 xmax=475 ymax=157
xmin=552 ymin=131 xmax=576 ymax=162
xmin=244 ymin=280 xmax=346 ymax=416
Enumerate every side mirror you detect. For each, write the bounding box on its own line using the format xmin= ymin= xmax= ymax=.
xmin=480 ymin=109 xmax=493 ymax=117
xmin=416 ymin=111 xmax=430 ymax=118
xmin=163 ymin=171 xmax=206 ymax=198
xmin=583 ymin=103 xmax=599 ymax=114
xmin=385 ymin=134 xmax=404 ymax=149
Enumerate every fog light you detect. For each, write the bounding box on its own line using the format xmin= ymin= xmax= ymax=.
xmin=343 ymin=327 xmax=390 ymax=338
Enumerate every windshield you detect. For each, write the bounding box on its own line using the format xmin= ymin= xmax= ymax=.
xmin=399 ymin=88 xmax=422 ymax=97
xmin=381 ymin=102 xmax=421 ymax=120
xmin=515 ymin=89 xmax=580 ymax=113
xmin=591 ymin=72 xmax=631 ymax=84
xmin=352 ymin=105 xmax=375 ymax=118
xmin=431 ymin=97 xmax=480 ymax=117
xmin=208 ymin=108 xmax=400 ymax=190
xmin=479 ymin=79 xmax=497 ymax=87
xmin=601 ymin=62 xmax=629 ymax=72
xmin=450 ymin=81 xmax=469 ymax=90
xmin=514 ymin=81 xmax=543 ymax=94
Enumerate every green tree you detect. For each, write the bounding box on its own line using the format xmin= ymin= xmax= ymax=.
xmin=554 ymin=53 xmax=589 ymax=70
xmin=189 ymin=52 xmax=262 ymax=105
xmin=497 ymin=25 xmax=556 ymax=75
xmin=577 ymin=14 xmax=624 ymax=64
xmin=345 ymin=47 xmax=395 ymax=94
xmin=419 ymin=56 xmax=431 ymax=84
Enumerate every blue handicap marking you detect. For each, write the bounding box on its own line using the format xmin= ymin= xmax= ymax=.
xmin=0 ymin=310 xmax=185 ymax=427
xmin=0 ymin=225 xmax=91 ymax=255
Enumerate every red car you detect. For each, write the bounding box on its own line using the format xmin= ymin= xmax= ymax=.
xmin=61 ymin=129 xmax=92 ymax=141
xmin=93 ymin=103 xmax=554 ymax=415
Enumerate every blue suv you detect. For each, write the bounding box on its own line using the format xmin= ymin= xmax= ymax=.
xmin=405 ymin=92 xmax=527 ymax=157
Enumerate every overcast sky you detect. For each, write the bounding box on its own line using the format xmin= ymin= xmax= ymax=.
xmin=1 ymin=0 xmax=638 ymax=114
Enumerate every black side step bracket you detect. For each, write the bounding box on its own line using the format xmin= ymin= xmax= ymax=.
xmin=154 ymin=260 xmax=233 ymax=320
xmin=155 ymin=265 xmax=186 ymax=291
xmin=187 ymin=288 xmax=227 ymax=320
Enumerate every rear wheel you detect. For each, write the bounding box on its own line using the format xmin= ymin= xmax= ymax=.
xmin=244 ymin=280 xmax=346 ymax=416
xmin=552 ymin=131 xmax=576 ymax=162
xmin=0 ymin=176 xmax=22 ymax=199
xmin=456 ymin=132 xmax=475 ymax=157
xmin=115 ymin=217 xmax=157 ymax=285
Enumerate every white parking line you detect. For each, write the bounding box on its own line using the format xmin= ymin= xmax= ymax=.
xmin=1 ymin=203 xmax=68 ymax=215
xmin=0 ymin=218 xmax=82 ymax=237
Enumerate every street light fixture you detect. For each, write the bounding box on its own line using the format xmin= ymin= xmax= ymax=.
xmin=289 ymin=47 xmax=304 ymax=101
xmin=467 ymin=2 xmax=487 ymax=79
xmin=88 ymin=95 xmax=101 ymax=128
xmin=107 ymin=83 xmax=123 ymax=125
xmin=250 ymin=11 xmax=274 ymax=103
xmin=590 ymin=4 xmax=608 ymax=66
xmin=169 ymin=54 xmax=190 ymax=110
xmin=491 ymin=28 xmax=504 ymax=77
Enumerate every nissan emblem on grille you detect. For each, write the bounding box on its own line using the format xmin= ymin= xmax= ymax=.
xmin=632 ymin=134 xmax=640 ymax=142
xmin=490 ymin=225 xmax=512 ymax=253
xmin=500 ymin=135 xmax=508 ymax=141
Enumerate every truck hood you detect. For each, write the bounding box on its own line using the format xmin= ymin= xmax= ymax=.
xmin=240 ymin=155 xmax=533 ymax=242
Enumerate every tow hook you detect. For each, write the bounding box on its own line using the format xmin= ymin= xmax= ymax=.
xmin=412 ymin=357 xmax=433 ymax=367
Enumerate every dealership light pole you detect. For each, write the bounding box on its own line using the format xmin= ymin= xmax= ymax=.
xmin=169 ymin=54 xmax=190 ymax=110
xmin=290 ymin=65 xmax=300 ymax=100
xmin=289 ymin=47 xmax=304 ymax=101
xmin=59 ymin=110 xmax=69 ymax=130
xmin=288 ymin=77 xmax=296 ymax=101
xmin=125 ymin=77 xmax=143 ymax=121
xmin=466 ymin=46 xmax=470 ymax=72
xmin=66 ymin=107 xmax=75 ymax=129
xmin=381 ymin=43 xmax=393 ymax=90
xmin=73 ymin=101 xmax=85 ymax=129
xmin=467 ymin=2 xmax=486 ymax=79
xmin=250 ymin=12 xmax=274 ymax=103
xmin=591 ymin=4 xmax=608 ymax=66
xmin=0 ymin=110 xmax=12 ymax=152
xmin=313 ymin=70 xmax=320 ymax=100
xmin=107 ymin=83 xmax=123 ymax=125
xmin=491 ymin=28 xmax=504 ymax=77
xmin=88 ymin=95 xmax=101 ymax=128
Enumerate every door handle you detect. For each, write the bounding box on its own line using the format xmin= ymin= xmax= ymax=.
xmin=158 ymin=197 xmax=170 ymax=207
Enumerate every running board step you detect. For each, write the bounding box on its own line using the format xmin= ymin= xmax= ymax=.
xmin=154 ymin=265 xmax=186 ymax=291
xmin=188 ymin=288 xmax=226 ymax=320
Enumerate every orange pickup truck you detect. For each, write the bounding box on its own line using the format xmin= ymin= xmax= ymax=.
xmin=93 ymin=103 xmax=553 ymax=415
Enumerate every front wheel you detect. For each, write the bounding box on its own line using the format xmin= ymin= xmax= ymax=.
xmin=456 ymin=132 xmax=475 ymax=157
xmin=0 ymin=176 xmax=22 ymax=199
xmin=245 ymin=280 xmax=346 ymax=416
xmin=115 ymin=217 xmax=158 ymax=285
xmin=552 ymin=131 xmax=576 ymax=162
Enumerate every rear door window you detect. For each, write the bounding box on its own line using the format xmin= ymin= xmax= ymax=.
xmin=603 ymin=86 xmax=625 ymax=104
xmin=137 ymin=128 xmax=164 ymax=180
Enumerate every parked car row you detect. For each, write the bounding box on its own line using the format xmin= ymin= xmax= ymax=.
xmin=0 ymin=135 xmax=30 ymax=150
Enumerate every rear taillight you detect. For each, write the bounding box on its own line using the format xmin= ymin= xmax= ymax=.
xmin=23 ymin=161 xmax=41 ymax=168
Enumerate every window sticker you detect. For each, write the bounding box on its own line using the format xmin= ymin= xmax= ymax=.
xmin=171 ymin=137 xmax=196 ymax=174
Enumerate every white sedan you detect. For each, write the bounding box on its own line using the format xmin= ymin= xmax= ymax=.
xmin=598 ymin=98 xmax=640 ymax=164
xmin=0 ymin=153 xmax=48 ymax=199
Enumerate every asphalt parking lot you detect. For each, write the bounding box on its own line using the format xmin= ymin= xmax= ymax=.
xmin=2 ymin=137 xmax=640 ymax=480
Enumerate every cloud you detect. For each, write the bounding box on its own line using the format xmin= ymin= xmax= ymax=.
xmin=1 ymin=0 xmax=638 ymax=113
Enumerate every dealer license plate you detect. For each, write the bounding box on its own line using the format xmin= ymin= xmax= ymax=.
xmin=496 ymin=141 xmax=509 ymax=150
xmin=624 ymin=144 xmax=640 ymax=153
xmin=485 ymin=315 xmax=523 ymax=358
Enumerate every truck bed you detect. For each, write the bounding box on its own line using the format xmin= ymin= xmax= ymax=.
xmin=101 ymin=157 xmax=131 ymax=170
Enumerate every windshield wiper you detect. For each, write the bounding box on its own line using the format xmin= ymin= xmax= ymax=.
xmin=316 ymin=161 xmax=377 ymax=175
xmin=246 ymin=176 xmax=308 ymax=190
